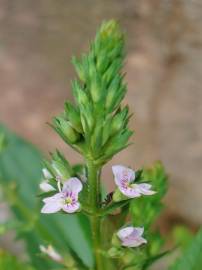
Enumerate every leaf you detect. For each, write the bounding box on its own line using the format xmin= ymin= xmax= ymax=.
xmin=0 ymin=124 xmax=93 ymax=269
xmin=142 ymin=249 xmax=172 ymax=270
xmin=99 ymin=199 xmax=130 ymax=216
xmin=0 ymin=249 xmax=35 ymax=270
xmin=171 ymin=225 xmax=194 ymax=251
xmin=169 ymin=228 xmax=202 ymax=270
xmin=130 ymin=161 xmax=168 ymax=229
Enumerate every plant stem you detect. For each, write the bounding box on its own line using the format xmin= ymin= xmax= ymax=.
xmin=87 ymin=159 xmax=103 ymax=270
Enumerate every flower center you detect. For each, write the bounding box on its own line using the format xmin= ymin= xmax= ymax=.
xmin=65 ymin=196 xmax=73 ymax=205
xmin=129 ymin=183 xmax=137 ymax=189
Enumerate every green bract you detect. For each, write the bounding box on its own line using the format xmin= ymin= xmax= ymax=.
xmin=52 ymin=20 xmax=132 ymax=164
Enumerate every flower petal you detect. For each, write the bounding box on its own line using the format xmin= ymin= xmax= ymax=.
xmin=41 ymin=201 xmax=62 ymax=214
xmin=62 ymin=202 xmax=80 ymax=213
xmin=119 ymin=185 xmax=141 ymax=198
xmin=138 ymin=183 xmax=156 ymax=195
xmin=117 ymin=226 xmax=134 ymax=241
xmin=62 ymin=177 xmax=83 ymax=194
xmin=131 ymin=227 xmax=144 ymax=237
xmin=40 ymin=181 xmax=55 ymax=192
xmin=41 ymin=193 xmax=63 ymax=214
xmin=122 ymin=236 xmax=147 ymax=247
xmin=42 ymin=193 xmax=63 ymax=203
xmin=112 ymin=165 xmax=135 ymax=186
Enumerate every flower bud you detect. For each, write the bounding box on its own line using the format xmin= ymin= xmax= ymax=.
xmin=105 ymin=75 xmax=122 ymax=112
xmin=113 ymin=189 xmax=127 ymax=202
xmin=111 ymin=233 xmax=121 ymax=247
xmin=72 ymin=56 xmax=86 ymax=82
xmin=79 ymin=104 xmax=94 ymax=132
xmin=89 ymin=71 xmax=102 ymax=103
xmin=51 ymin=150 xmax=73 ymax=180
xmin=103 ymin=59 xmax=122 ymax=85
xmin=99 ymin=20 xmax=123 ymax=41
xmin=111 ymin=106 xmax=129 ymax=135
xmin=54 ymin=117 xmax=81 ymax=144
xmin=64 ymin=102 xmax=83 ymax=133
xmin=72 ymin=80 xmax=89 ymax=106
xmin=96 ymin=52 xmax=110 ymax=74
xmin=122 ymin=250 xmax=136 ymax=265
xmin=108 ymin=247 xmax=123 ymax=258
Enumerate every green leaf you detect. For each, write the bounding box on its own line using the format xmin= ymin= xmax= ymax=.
xmin=169 ymin=228 xmax=202 ymax=270
xmin=172 ymin=225 xmax=194 ymax=251
xmin=130 ymin=161 xmax=168 ymax=229
xmin=99 ymin=199 xmax=130 ymax=216
xmin=0 ymin=249 xmax=35 ymax=270
xmin=142 ymin=249 xmax=172 ymax=270
xmin=0 ymin=124 xmax=93 ymax=269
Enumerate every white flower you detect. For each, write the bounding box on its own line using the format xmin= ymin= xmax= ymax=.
xmin=40 ymin=245 xmax=62 ymax=262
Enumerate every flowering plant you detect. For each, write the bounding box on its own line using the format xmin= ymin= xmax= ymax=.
xmin=0 ymin=20 xmax=202 ymax=270
xmin=37 ymin=20 xmax=165 ymax=269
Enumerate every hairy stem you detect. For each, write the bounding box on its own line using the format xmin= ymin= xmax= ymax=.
xmin=87 ymin=159 xmax=103 ymax=270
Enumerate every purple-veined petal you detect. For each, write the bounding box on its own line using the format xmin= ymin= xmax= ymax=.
xmin=42 ymin=193 xmax=63 ymax=203
xmin=62 ymin=177 xmax=83 ymax=194
xmin=62 ymin=201 xmax=80 ymax=213
xmin=119 ymin=184 xmax=141 ymax=198
xmin=112 ymin=165 xmax=135 ymax=186
xmin=131 ymin=227 xmax=144 ymax=237
xmin=40 ymin=181 xmax=55 ymax=192
xmin=41 ymin=201 xmax=62 ymax=214
xmin=117 ymin=226 xmax=135 ymax=241
xmin=117 ymin=226 xmax=147 ymax=248
xmin=122 ymin=236 xmax=147 ymax=247
xmin=138 ymin=183 xmax=156 ymax=195
xmin=41 ymin=193 xmax=64 ymax=214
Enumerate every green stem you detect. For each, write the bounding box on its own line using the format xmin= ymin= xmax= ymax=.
xmin=87 ymin=159 xmax=103 ymax=270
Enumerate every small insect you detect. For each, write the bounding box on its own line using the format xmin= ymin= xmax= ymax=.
xmin=101 ymin=192 xmax=114 ymax=206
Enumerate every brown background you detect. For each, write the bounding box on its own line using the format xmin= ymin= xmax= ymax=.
xmin=0 ymin=0 xmax=202 ymax=227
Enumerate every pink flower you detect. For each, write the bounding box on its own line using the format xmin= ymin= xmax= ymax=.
xmin=117 ymin=226 xmax=147 ymax=247
xmin=41 ymin=177 xmax=82 ymax=214
xmin=112 ymin=165 xmax=156 ymax=198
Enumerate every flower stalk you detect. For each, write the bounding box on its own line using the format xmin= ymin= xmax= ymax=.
xmin=87 ymin=159 xmax=103 ymax=270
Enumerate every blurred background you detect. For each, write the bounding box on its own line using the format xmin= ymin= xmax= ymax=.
xmin=0 ymin=0 xmax=202 ymax=233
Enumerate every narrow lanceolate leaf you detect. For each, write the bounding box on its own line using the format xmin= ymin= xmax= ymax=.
xmin=0 ymin=124 xmax=94 ymax=269
xmin=99 ymin=199 xmax=130 ymax=216
xmin=169 ymin=228 xmax=202 ymax=270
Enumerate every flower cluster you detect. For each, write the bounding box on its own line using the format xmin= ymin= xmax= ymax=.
xmin=40 ymin=164 xmax=155 ymax=248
